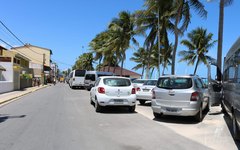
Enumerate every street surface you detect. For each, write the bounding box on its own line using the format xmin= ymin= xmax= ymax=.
xmin=0 ymin=83 xmax=239 ymax=150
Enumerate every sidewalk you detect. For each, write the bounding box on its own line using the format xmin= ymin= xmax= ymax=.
xmin=0 ymin=85 xmax=49 ymax=105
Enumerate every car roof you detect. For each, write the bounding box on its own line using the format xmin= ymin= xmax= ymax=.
xmin=99 ymin=76 xmax=130 ymax=79
xmin=159 ymin=75 xmax=199 ymax=78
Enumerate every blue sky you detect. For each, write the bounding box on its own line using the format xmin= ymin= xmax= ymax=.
xmin=0 ymin=0 xmax=240 ymax=78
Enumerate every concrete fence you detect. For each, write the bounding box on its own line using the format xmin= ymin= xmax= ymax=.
xmin=0 ymin=81 xmax=14 ymax=94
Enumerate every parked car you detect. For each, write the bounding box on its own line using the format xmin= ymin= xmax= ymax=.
xmin=132 ymin=79 xmax=147 ymax=89
xmin=210 ymin=37 xmax=240 ymax=141
xmin=151 ymin=75 xmax=209 ymax=122
xmin=136 ymin=79 xmax=158 ymax=105
xmin=90 ymin=76 xmax=136 ymax=113
xmin=84 ymin=71 xmax=114 ymax=91
xmin=68 ymin=69 xmax=86 ymax=89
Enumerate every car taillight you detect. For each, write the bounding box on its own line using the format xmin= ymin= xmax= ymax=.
xmin=73 ymin=78 xmax=75 ymax=81
xmin=131 ymin=88 xmax=136 ymax=94
xmin=137 ymin=87 xmax=141 ymax=91
xmin=191 ymin=92 xmax=199 ymax=101
xmin=98 ymin=87 xmax=105 ymax=94
xmin=152 ymin=90 xmax=156 ymax=99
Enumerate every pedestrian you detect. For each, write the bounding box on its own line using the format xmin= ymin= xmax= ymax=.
xmin=36 ymin=78 xmax=40 ymax=86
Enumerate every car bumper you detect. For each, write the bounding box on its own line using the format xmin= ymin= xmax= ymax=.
xmin=151 ymin=99 xmax=199 ymax=116
xmin=136 ymin=93 xmax=152 ymax=101
xmin=97 ymin=94 xmax=136 ymax=107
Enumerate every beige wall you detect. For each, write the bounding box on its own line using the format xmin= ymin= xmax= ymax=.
xmin=11 ymin=45 xmax=51 ymax=67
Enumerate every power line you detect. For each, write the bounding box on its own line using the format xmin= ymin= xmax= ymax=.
xmin=0 ymin=38 xmax=13 ymax=48
xmin=0 ymin=20 xmax=25 ymax=45
xmin=51 ymin=58 xmax=72 ymax=67
xmin=0 ymin=38 xmax=43 ymax=64
xmin=0 ymin=20 xmax=43 ymax=55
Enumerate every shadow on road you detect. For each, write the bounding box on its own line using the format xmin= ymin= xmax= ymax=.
xmin=137 ymin=102 xmax=151 ymax=107
xmin=152 ymin=109 xmax=209 ymax=125
xmin=99 ymin=107 xmax=138 ymax=114
xmin=0 ymin=114 xmax=26 ymax=123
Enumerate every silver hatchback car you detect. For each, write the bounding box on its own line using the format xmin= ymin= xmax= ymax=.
xmin=151 ymin=75 xmax=209 ymax=122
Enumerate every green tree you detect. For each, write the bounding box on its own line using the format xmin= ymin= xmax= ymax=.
xmin=178 ymin=27 xmax=216 ymax=74
xmin=108 ymin=11 xmax=137 ymax=76
xmin=134 ymin=0 xmax=174 ymax=78
xmin=130 ymin=47 xmax=148 ymax=78
xmin=171 ymin=0 xmax=207 ymax=75
xmin=72 ymin=53 xmax=94 ymax=70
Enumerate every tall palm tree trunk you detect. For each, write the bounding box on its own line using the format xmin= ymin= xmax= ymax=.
xmin=157 ymin=7 xmax=161 ymax=78
xmin=141 ymin=65 xmax=145 ymax=79
xmin=194 ymin=57 xmax=200 ymax=75
xmin=217 ymin=0 xmax=224 ymax=81
xmin=120 ymin=60 xmax=124 ymax=76
xmin=98 ymin=57 xmax=102 ymax=71
xmin=172 ymin=3 xmax=182 ymax=75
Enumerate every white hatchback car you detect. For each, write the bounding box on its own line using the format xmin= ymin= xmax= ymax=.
xmin=90 ymin=76 xmax=137 ymax=113
xmin=136 ymin=79 xmax=158 ymax=105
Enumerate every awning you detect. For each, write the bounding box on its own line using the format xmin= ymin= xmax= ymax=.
xmin=0 ymin=65 xmax=6 ymax=71
xmin=44 ymin=65 xmax=52 ymax=71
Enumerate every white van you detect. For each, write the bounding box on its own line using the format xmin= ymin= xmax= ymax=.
xmin=84 ymin=71 xmax=113 ymax=90
xmin=68 ymin=69 xmax=86 ymax=89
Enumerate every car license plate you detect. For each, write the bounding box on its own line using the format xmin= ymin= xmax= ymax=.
xmin=166 ymin=108 xmax=178 ymax=112
xmin=114 ymin=99 xmax=124 ymax=104
xmin=143 ymin=89 xmax=149 ymax=92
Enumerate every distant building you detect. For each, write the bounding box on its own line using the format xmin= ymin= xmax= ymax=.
xmin=11 ymin=44 xmax=53 ymax=84
xmin=0 ymin=46 xmax=32 ymax=93
xmin=100 ymin=66 xmax=141 ymax=79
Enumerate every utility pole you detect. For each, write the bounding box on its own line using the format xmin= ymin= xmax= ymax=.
xmin=157 ymin=6 xmax=161 ymax=78
xmin=42 ymin=54 xmax=46 ymax=85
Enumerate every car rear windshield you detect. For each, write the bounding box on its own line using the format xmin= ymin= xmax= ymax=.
xmin=157 ymin=77 xmax=192 ymax=89
xmin=103 ymin=78 xmax=131 ymax=87
xmin=75 ymin=70 xmax=86 ymax=77
xmin=85 ymin=74 xmax=95 ymax=81
xmin=143 ymin=80 xmax=157 ymax=86
xmin=132 ymin=80 xmax=146 ymax=84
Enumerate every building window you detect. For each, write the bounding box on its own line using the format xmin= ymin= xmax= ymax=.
xmin=13 ymin=58 xmax=20 ymax=65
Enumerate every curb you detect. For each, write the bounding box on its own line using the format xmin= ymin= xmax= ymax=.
xmin=0 ymin=85 xmax=50 ymax=106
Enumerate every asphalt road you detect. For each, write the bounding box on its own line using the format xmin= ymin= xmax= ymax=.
xmin=0 ymin=83 xmax=237 ymax=150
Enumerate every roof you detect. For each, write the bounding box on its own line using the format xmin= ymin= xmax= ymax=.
xmin=0 ymin=46 xmax=8 ymax=50
xmin=225 ymin=37 xmax=240 ymax=61
xmin=100 ymin=66 xmax=141 ymax=77
xmin=12 ymin=44 xmax=53 ymax=55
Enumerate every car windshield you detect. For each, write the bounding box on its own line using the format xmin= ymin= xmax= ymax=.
xmin=157 ymin=77 xmax=192 ymax=89
xmin=103 ymin=78 xmax=131 ymax=87
xmin=143 ymin=80 xmax=157 ymax=86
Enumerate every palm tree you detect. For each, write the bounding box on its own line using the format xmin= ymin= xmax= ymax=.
xmin=216 ymin=0 xmax=233 ymax=81
xmin=72 ymin=53 xmax=94 ymax=70
xmin=171 ymin=0 xmax=207 ymax=75
xmin=178 ymin=27 xmax=216 ymax=74
xmin=130 ymin=47 xmax=148 ymax=78
xmin=108 ymin=11 xmax=137 ymax=76
xmin=134 ymin=1 xmax=174 ymax=78
xmin=89 ymin=31 xmax=110 ymax=71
